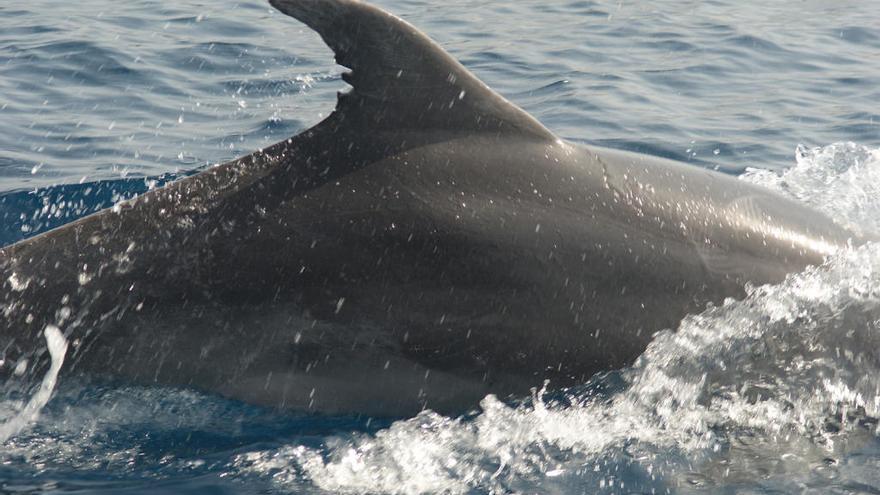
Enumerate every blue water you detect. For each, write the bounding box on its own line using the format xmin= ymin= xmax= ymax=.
xmin=2 ymin=0 xmax=880 ymax=493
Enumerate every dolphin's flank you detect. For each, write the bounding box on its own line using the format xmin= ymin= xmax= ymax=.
xmin=0 ymin=0 xmax=856 ymax=416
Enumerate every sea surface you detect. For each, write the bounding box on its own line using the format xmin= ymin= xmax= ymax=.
xmin=2 ymin=0 xmax=880 ymax=493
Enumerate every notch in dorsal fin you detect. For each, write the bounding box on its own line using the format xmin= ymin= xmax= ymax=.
xmin=269 ymin=0 xmax=556 ymax=140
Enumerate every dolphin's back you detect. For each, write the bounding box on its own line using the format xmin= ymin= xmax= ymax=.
xmin=0 ymin=0 xmax=860 ymax=416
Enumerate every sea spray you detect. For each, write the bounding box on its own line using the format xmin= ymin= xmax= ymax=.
xmin=0 ymin=325 xmax=68 ymax=443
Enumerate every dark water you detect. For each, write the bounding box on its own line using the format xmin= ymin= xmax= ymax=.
xmin=2 ymin=0 xmax=880 ymax=493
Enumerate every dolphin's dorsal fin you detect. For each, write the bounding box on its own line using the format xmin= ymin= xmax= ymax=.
xmin=270 ymin=0 xmax=556 ymax=140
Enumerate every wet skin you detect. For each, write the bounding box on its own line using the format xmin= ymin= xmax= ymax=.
xmin=0 ymin=0 xmax=856 ymax=415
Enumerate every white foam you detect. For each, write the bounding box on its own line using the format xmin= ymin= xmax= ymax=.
xmin=742 ymin=142 xmax=880 ymax=235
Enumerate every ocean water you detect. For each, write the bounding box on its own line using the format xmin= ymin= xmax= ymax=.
xmin=2 ymin=0 xmax=880 ymax=493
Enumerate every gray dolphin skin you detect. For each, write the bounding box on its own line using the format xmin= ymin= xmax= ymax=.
xmin=0 ymin=0 xmax=858 ymax=416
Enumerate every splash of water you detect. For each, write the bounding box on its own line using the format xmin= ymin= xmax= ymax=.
xmin=742 ymin=142 xmax=880 ymax=236
xmin=0 ymin=325 xmax=68 ymax=443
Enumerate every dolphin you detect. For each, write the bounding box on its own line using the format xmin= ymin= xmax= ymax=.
xmin=0 ymin=0 xmax=857 ymax=416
